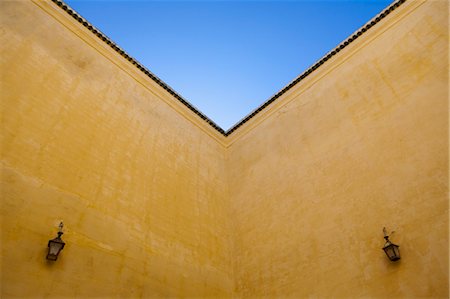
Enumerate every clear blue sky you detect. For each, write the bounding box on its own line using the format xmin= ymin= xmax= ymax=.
xmin=66 ymin=0 xmax=392 ymax=130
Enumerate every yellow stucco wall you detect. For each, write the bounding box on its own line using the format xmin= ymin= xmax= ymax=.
xmin=1 ymin=0 xmax=448 ymax=298
xmin=1 ymin=1 xmax=232 ymax=297
xmin=228 ymin=0 xmax=448 ymax=298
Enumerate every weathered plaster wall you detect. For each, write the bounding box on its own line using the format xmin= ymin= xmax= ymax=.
xmin=227 ymin=0 xmax=448 ymax=298
xmin=1 ymin=1 xmax=232 ymax=297
xmin=1 ymin=0 xmax=448 ymax=298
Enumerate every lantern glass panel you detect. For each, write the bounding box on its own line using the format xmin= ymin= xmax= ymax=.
xmin=47 ymin=253 xmax=57 ymax=261
xmin=49 ymin=241 xmax=63 ymax=255
xmin=385 ymin=246 xmax=393 ymax=258
xmin=384 ymin=244 xmax=400 ymax=261
xmin=47 ymin=238 xmax=65 ymax=261
xmin=392 ymin=245 xmax=400 ymax=260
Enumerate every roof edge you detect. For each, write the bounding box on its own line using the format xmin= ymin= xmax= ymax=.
xmin=50 ymin=0 xmax=226 ymax=135
xmin=51 ymin=0 xmax=406 ymax=137
xmin=224 ymin=0 xmax=406 ymax=136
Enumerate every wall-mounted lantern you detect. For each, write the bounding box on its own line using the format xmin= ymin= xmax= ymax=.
xmin=382 ymin=227 xmax=400 ymax=261
xmin=47 ymin=221 xmax=65 ymax=261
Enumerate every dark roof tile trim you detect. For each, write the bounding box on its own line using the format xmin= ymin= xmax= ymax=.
xmin=51 ymin=0 xmax=226 ymax=134
xmin=51 ymin=0 xmax=406 ymax=137
xmin=225 ymin=0 xmax=406 ymax=136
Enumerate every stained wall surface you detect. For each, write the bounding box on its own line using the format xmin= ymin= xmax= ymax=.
xmin=227 ymin=0 xmax=448 ymax=298
xmin=1 ymin=1 xmax=232 ymax=297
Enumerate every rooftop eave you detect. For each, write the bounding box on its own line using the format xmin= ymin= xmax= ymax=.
xmin=46 ymin=0 xmax=407 ymax=139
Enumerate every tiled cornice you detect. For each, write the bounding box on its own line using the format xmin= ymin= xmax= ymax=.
xmin=50 ymin=0 xmax=406 ymax=137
